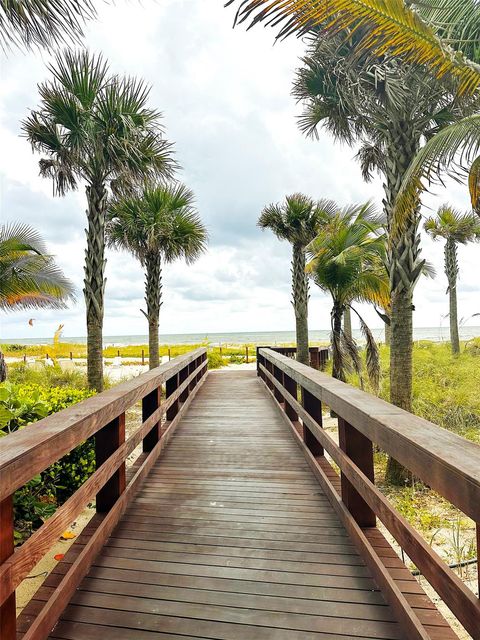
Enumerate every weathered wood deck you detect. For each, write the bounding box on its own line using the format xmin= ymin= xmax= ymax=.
xmin=17 ymin=370 xmax=456 ymax=640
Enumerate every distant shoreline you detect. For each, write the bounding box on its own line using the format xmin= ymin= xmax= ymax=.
xmin=2 ymin=326 xmax=479 ymax=346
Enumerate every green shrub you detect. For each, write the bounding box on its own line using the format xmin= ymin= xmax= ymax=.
xmin=0 ymin=382 xmax=95 ymax=543
xmin=8 ymin=362 xmax=88 ymax=389
xmin=208 ymin=352 xmax=225 ymax=369
xmin=229 ymin=354 xmax=245 ymax=364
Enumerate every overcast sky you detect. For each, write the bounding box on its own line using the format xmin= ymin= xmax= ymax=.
xmin=1 ymin=1 xmax=479 ymax=340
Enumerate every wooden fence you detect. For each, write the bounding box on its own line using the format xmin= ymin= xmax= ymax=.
xmin=0 ymin=348 xmax=208 ymax=640
xmin=257 ymin=347 xmax=480 ymax=640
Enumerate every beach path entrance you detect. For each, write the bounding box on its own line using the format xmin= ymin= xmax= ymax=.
xmin=5 ymin=348 xmax=479 ymax=640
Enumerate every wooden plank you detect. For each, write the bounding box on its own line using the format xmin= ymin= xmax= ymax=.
xmin=20 ymin=369 xmax=207 ymax=640
xmin=0 ymin=348 xmax=206 ymax=501
xmin=259 ymin=348 xmax=480 ymax=523
xmin=261 ymin=360 xmax=479 ymax=637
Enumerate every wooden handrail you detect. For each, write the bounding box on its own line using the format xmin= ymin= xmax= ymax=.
xmin=257 ymin=347 xmax=480 ymax=640
xmin=0 ymin=347 xmax=205 ymax=500
xmin=0 ymin=348 xmax=208 ymax=640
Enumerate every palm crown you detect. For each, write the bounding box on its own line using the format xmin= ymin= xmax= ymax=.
xmin=107 ymin=182 xmax=208 ymax=264
xmin=258 ymin=194 xmax=337 ymax=246
xmin=424 ymin=205 xmax=480 ymax=244
xmin=23 ymin=50 xmax=176 ymax=193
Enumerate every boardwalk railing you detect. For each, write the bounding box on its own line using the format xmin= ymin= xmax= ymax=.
xmin=255 ymin=345 xmax=329 ymax=370
xmin=0 ymin=348 xmax=208 ymax=640
xmin=257 ymin=347 xmax=480 ymax=640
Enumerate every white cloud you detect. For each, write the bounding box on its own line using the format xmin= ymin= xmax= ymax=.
xmin=0 ymin=1 xmax=479 ymax=340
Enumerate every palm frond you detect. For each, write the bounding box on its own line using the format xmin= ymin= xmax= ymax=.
xmin=0 ymin=0 xmax=96 ymax=51
xmin=0 ymin=222 xmax=75 ymax=311
xmin=351 ymin=305 xmax=380 ymax=393
xmin=227 ymin=0 xmax=480 ymax=93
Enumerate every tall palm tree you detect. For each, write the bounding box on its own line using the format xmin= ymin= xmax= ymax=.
xmin=424 ymin=206 xmax=480 ymax=355
xmin=0 ymin=222 xmax=74 ymax=310
xmin=306 ymin=202 xmax=388 ymax=390
xmin=23 ymin=50 xmax=175 ymax=390
xmin=227 ymin=0 xmax=480 ymax=94
xmin=0 ymin=0 xmax=97 ymax=51
xmin=258 ymin=194 xmax=336 ymax=365
xmin=0 ymin=222 xmax=75 ymax=382
xmin=107 ymin=182 xmax=208 ymax=369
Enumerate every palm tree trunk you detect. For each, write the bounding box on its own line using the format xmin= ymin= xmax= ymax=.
xmin=145 ymin=253 xmax=162 ymax=370
xmin=292 ymin=244 xmax=309 ymax=365
xmin=383 ymin=128 xmax=422 ymax=485
xmin=343 ymin=306 xmax=352 ymax=341
xmin=84 ymin=181 xmax=107 ymax=391
xmin=445 ymin=239 xmax=460 ymax=355
xmin=331 ymin=301 xmax=344 ymax=381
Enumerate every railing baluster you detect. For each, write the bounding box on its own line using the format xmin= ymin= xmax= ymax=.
xmin=142 ymin=387 xmax=161 ymax=452
xmin=166 ymin=371 xmax=180 ymax=420
xmin=96 ymin=413 xmax=126 ymax=512
xmin=273 ymin=365 xmax=284 ymax=403
xmin=302 ymin=388 xmax=324 ymax=456
xmin=0 ymin=496 xmax=15 ymax=639
xmin=338 ymin=416 xmax=376 ymax=527
xmin=179 ymin=362 xmax=189 ymax=403
xmin=283 ymin=373 xmax=298 ymax=422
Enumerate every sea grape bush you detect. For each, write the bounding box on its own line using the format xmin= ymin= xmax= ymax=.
xmin=0 ymin=382 xmax=95 ymax=543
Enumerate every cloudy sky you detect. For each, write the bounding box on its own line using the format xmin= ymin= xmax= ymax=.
xmin=1 ymin=1 xmax=478 ymax=340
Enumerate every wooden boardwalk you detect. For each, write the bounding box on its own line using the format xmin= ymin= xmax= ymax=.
xmin=29 ymin=370 xmax=409 ymax=640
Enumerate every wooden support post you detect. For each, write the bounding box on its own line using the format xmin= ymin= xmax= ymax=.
xmin=338 ymin=417 xmax=376 ymax=527
xmin=23 ymin=354 xmax=27 ymax=364
xmin=166 ymin=372 xmax=179 ymax=421
xmin=69 ymin=351 xmax=73 ymax=361
xmin=0 ymin=496 xmax=16 ymax=640
xmin=310 ymin=348 xmax=319 ymax=370
xmin=273 ymin=366 xmax=284 ymax=403
xmin=142 ymin=388 xmax=161 ymax=452
xmin=283 ymin=373 xmax=298 ymax=422
xmin=117 ymin=349 xmax=120 ymax=357
xmin=168 ymin=348 xmax=171 ymax=361
xmin=95 ymin=413 xmax=126 ymax=513
xmin=141 ymin=349 xmax=145 ymax=366
xmin=477 ymin=523 xmax=480 ymax=597
xmin=220 ymin=346 xmax=223 ymax=357
xmin=179 ymin=363 xmax=189 ymax=403
xmin=265 ymin=360 xmax=274 ymax=390
xmin=245 ymin=346 xmax=249 ymax=363
xmin=302 ymin=388 xmax=324 ymax=456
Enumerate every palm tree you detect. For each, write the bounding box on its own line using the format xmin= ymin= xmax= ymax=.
xmin=107 ymin=182 xmax=208 ymax=369
xmin=0 ymin=222 xmax=74 ymax=310
xmin=0 ymin=0 xmax=97 ymax=51
xmin=23 ymin=50 xmax=175 ymax=391
xmin=293 ymin=32 xmax=477 ymax=427
xmin=227 ymin=0 xmax=480 ymax=94
xmin=306 ymin=202 xmax=388 ymax=390
xmin=424 ymin=206 xmax=480 ymax=355
xmin=258 ymin=194 xmax=336 ymax=365
xmin=0 ymin=222 xmax=75 ymax=382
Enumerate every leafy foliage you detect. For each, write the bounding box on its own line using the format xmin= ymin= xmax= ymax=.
xmin=0 ymin=223 xmax=75 ymax=311
xmin=0 ymin=382 xmax=94 ymax=543
xmin=227 ymin=0 xmax=480 ymax=93
xmin=0 ymin=0 xmax=96 ymax=51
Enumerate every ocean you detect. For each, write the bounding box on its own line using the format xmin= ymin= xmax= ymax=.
xmin=2 ymin=327 xmax=480 ymax=346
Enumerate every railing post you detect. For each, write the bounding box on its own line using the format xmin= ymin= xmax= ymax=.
xmin=166 ymin=371 xmax=179 ymax=421
xmin=0 ymin=496 xmax=16 ymax=640
xmin=265 ymin=359 xmax=274 ymax=390
xmin=273 ymin=366 xmax=284 ymax=403
xmin=283 ymin=373 xmax=298 ymax=422
xmin=338 ymin=417 xmax=376 ymax=527
xmin=142 ymin=387 xmax=161 ymax=452
xmin=179 ymin=362 xmax=189 ymax=403
xmin=310 ymin=347 xmax=319 ymax=370
xmin=95 ymin=412 xmax=126 ymax=513
xmin=302 ymin=388 xmax=324 ymax=456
